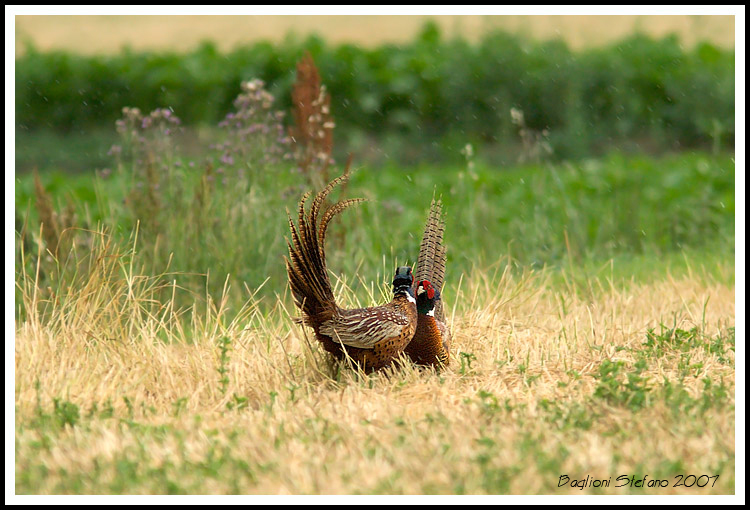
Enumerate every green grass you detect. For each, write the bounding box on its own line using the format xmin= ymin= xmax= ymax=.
xmin=13 ymin=122 xmax=736 ymax=496
xmin=14 ymin=184 xmax=735 ymax=494
xmin=16 ymin=127 xmax=119 ymax=175
xmin=15 ymin=148 xmax=735 ymax=314
xmin=13 ymin=53 xmax=736 ymax=496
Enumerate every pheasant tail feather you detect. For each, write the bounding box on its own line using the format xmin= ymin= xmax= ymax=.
xmin=286 ymin=172 xmax=364 ymax=326
xmin=415 ymin=198 xmax=447 ymax=321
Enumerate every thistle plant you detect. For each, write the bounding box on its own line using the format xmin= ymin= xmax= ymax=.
xmin=86 ymin=59 xmax=343 ymax=308
xmin=101 ymin=81 xmax=301 ymax=306
xmin=111 ymin=106 xmax=184 ymax=239
xmin=114 ymin=107 xmax=182 ymax=174
xmin=212 ymin=79 xmax=293 ymax=191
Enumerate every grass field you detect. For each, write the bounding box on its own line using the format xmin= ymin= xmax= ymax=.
xmin=15 ymin=14 xmax=735 ymax=56
xmin=15 ymin=149 xmax=735 ymax=306
xmin=13 ymin=51 xmax=736 ymax=493
xmin=14 ymin=144 xmax=736 ymax=494
xmin=14 ymin=248 xmax=735 ymax=494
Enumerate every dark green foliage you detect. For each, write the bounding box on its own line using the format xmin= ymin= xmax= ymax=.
xmin=643 ymin=326 xmax=705 ymax=354
xmin=662 ymin=376 xmax=732 ymax=417
xmin=15 ymin=150 xmax=734 ymax=312
xmin=16 ymin=26 xmax=734 ymax=165
xmin=539 ymin=399 xmax=596 ymax=430
xmin=52 ymin=399 xmax=80 ymax=429
xmin=458 ymin=351 xmax=477 ymax=375
xmin=593 ymin=359 xmax=652 ymax=411
xmin=217 ymin=336 xmax=232 ymax=395
xmin=591 ymin=326 xmax=734 ymax=415
xmin=643 ymin=326 xmax=735 ymax=364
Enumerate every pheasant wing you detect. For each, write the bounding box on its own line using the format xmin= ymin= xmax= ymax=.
xmin=319 ymin=306 xmax=411 ymax=349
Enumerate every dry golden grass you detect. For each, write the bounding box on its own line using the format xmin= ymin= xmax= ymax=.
xmin=14 ymin=15 xmax=735 ymax=57
xmin=14 ymin=235 xmax=735 ymax=494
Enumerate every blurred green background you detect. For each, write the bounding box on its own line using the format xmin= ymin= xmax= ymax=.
xmin=14 ymin=15 xmax=736 ymax=310
xmin=15 ymin=15 xmax=736 ymax=172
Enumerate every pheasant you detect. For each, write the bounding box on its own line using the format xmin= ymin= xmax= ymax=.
xmin=403 ymin=199 xmax=452 ymax=367
xmin=406 ymin=279 xmax=451 ymax=366
xmin=285 ymin=172 xmax=418 ymax=372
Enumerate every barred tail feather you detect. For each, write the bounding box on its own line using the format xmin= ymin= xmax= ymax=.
xmin=415 ymin=198 xmax=447 ymax=321
xmin=286 ymin=173 xmax=364 ymax=327
xmin=319 ymin=198 xmax=366 ymax=247
xmin=415 ymin=199 xmax=446 ymax=287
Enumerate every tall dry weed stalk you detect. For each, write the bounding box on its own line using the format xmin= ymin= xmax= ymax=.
xmin=287 ymin=53 xmax=356 ymax=251
xmin=32 ymin=169 xmax=62 ymax=256
xmin=32 ymin=170 xmax=75 ymax=258
xmin=27 ymin=59 xmax=348 ymax=315
xmin=31 ymin=169 xmax=79 ymax=269
xmin=289 ymin=52 xmax=336 ymax=190
xmin=510 ymin=107 xmax=553 ymax=164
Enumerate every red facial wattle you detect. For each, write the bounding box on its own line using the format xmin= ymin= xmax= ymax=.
xmin=422 ymin=281 xmax=435 ymax=300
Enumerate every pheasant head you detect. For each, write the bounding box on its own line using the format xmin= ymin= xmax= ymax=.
xmin=393 ymin=266 xmax=415 ymax=301
xmin=415 ymin=279 xmax=440 ymax=316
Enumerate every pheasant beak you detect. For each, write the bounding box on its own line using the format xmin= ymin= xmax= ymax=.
xmin=417 ymin=285 xmax=425 ymax=296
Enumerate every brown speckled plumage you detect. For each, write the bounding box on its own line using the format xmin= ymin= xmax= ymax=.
xmin=406 ymin=199 xmax=452 ymax=367
xmin=285 ymin=172 xmax=417 ymax=372
xmin=406 ymin=306 xmax=451 ymax=366
xmin=404 ymin=280 xmax=451 ymax=366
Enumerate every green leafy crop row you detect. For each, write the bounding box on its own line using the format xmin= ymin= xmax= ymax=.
xmin=16 ymin=23 xmax=734 ymax=163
